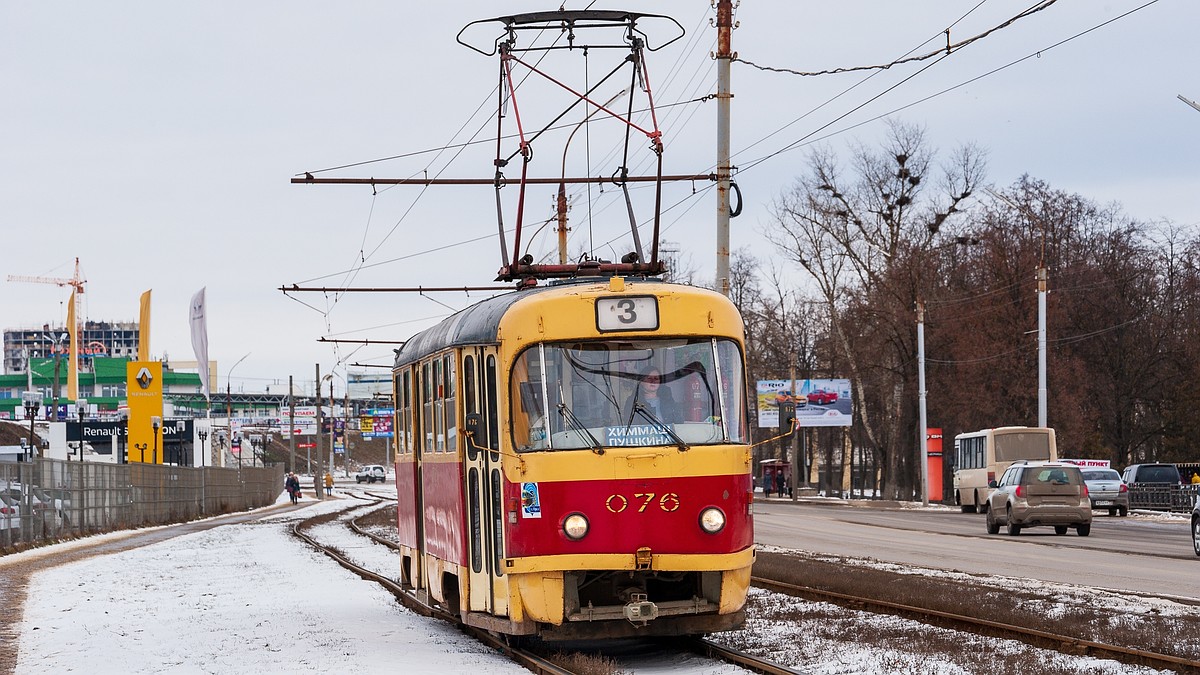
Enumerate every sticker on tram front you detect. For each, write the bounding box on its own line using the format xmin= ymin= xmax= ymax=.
xmin=520 ymin=482 xmax=542 ymax=519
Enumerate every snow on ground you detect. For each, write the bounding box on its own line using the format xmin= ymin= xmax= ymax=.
xmin=719 ymin=586 xmax=1175 ymax=675
xmin=11 ymin=488 xmax=1195 ymax=675
xmin=14 ymin=492 xmax=527 ymax=675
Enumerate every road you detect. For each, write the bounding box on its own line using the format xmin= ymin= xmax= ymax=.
xmin=753 ymin=499 xmax=1200 ymax=600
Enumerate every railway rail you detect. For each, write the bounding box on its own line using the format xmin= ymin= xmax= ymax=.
xmin=750 ymin=575 xmax=1200 ymax=674
xmin=296 ymin=495 xmax=792 ymax=674
xmin=324 ymin=489 xmax=1200 ymax=672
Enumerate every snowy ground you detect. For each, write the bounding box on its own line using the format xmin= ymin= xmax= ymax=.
xmin=10 ymin=492 xmax=527 ymax=675
xmin=7 ymin=489 xmax=1194 ymax=674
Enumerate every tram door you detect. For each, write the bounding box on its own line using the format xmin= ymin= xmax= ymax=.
xmin=464 ymin=347 xmax=509 ymax=616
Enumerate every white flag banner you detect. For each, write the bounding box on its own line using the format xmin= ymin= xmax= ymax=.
xmin=189 ymin=287 xmax=210 ymax=400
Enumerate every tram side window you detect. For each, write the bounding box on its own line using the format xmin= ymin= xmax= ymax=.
xmin=444 ymin=354 xmax=457 ymax=452
xmin=464 ymin=355 xmax=477 ymax=415
xmin=486 ymin=355 xmax=499 ymax=451
xmin=434 ymin=358 xmax=445 ymax=452
xmin=401 ymin=370 xmax=413 ymax=454
xmin=422 ymin=362 xmax=433 ymax=452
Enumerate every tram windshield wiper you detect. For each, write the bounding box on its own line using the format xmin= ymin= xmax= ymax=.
xmin=556 ymin=398 xmax=604 ymax=454
xmin=631 ymin=403 xmax=689 ymax=452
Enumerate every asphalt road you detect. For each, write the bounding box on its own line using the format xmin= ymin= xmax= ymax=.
xmin=753 ymin=499 xmax=1200 ymax=600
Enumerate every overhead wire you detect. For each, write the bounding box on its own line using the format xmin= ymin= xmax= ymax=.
xmin=734 ymin=0 xmax=1054 ymax=77
xmin=736 ymin=0 xmax=1162 ymax=174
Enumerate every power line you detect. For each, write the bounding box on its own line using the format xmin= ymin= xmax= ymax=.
xmin=734 ymin=0 xmax=1057 ymax=77
xmin=736 ymin=0 xmax=1162 ymax=174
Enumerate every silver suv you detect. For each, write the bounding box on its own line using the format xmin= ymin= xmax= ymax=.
xmin=355 ymin=465 xmax=386 ymax=484
xmin=985 ymin=461 xmax=1092 ymax=536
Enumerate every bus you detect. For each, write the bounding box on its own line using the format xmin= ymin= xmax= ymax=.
xmin=952 ymin=427 xmax=1057 ymax=513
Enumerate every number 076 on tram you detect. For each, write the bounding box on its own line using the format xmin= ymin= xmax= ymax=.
xmin=391 ymin=276 xmax=754 ymax=640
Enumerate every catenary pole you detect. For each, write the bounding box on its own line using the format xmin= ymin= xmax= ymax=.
xmin=1037 ymin=267 xmax=1048 ymax=428
xmin=715 ymin=0 xmax=733 ymax=296
xmin=917 ymin=300 xmax=929 ymax=507
xmin=288 ymin=375 xmax=296 ymax=474
xmin=315 ymin=363 xmax=323 ymax=497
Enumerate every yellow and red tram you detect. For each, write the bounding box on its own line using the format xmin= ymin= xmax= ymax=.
xmin=392 ymin=276 xmax=753 ymax=639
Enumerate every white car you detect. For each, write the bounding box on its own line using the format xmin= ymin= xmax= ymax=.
xmin=355 ymin=465 xmax=386 ymax=484
xmin=0 ymin=493 xmax=21 ymax=533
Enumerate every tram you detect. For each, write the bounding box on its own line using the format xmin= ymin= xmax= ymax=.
xmin=391 ymin=276 xmax=753 ymax=639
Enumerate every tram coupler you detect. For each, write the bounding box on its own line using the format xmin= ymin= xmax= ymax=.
xmin=623 ymin=593 xmax=659 ymax=625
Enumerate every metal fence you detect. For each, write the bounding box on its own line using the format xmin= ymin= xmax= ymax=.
xmin=1127 ymin=484 xmax=1200 ymax=513
xmin=0 ymin=458 xmax=284 ymax=550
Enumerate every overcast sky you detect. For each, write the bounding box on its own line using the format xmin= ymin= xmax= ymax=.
xmin=3 ymin=1 xmax=1196 ymax=398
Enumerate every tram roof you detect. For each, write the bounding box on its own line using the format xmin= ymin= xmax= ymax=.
xmin=392 ymin=278 xmax=689 ymax=368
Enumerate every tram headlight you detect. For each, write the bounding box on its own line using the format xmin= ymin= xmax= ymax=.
xmin=699 ymin=507 xmax=726 ymax=534
xmin=563 ymin=512 xmax=589 ymax=541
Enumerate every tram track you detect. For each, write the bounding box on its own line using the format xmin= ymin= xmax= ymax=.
xmin=750 ymin=575 xmax=1200 ymax=673
xmin=316 ymin=493 xmax=1200 ymax=672
xmin=295 ymin=499 xmax=794 ymax=675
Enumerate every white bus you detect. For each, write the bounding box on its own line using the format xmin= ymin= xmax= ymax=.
xmin=952 ymin=426 xmax=1057 ymax=513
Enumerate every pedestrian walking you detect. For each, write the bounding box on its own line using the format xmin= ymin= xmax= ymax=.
xmin=285 ymin=473 xmax=301 ymax=504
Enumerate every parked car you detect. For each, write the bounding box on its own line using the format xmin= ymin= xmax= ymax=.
xmin=1121 ymin=463 xmax=1187 ymax=511
xmin=985 ymin=461 xmax=1092 ymax=536
xmin=806 ymin=389 xmax=838 ymax=405
xmin=1 ymin=483 xmax=67 ymax=528
xmin=1080 ymin=468 xmax=1129 ymax=517
xmin=1121 ymin=463 xmax=1182 ymax=486
xmin=355 ymin=465 xmax=386 ymax=484
xmin=1192 ymin=498 xmax=1200 ymax=557
xmin=0 ymin=494 xmax=21 ymax=532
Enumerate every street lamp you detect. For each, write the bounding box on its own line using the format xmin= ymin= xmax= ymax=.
xmin=151 ymin=416 xmax=161 ymax=465
xmin=22 ymin=392 xmax=42 ymax=462
xmin=75 ymin=398 xmax=88 ymax=462
xmin=225 ymin=352 xmax=251 ymax=470
xmin=175 ymin=420 xmax=187 ymax=466
xmin=197 ymin=429 xmax=208 ymax=467
xmin=44 ymin=331 xmax=67 ymax=421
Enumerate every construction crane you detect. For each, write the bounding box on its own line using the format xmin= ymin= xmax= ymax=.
xmin=7 ymin=256 xmax=87 ymax=297
xmin=8 ymin=258 xmax=87 ymax=398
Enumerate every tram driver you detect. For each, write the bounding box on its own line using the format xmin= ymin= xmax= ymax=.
xmin=628 ymin=367 xmax=681 ymax=425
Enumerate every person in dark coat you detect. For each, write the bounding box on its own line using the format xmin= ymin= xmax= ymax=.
xmin=775 ymin=471 xmax=785 ymax=498
xmin=285 ymin=473 xmax=301 ymax=504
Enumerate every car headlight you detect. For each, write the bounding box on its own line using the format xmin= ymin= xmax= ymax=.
xmin=563 ymin=512 xmax=589 ymax=540
xmin=699 ymin=507 xmax=726 ymax=534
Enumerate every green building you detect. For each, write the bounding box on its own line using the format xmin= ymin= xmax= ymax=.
xmin=0 ymin=356 xmax=205 ymax=419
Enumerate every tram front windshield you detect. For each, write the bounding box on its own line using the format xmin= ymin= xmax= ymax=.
xmin=511 ymin=338 xmax=747 ymax=451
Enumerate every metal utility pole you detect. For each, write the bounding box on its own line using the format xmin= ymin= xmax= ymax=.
xmin=1037 ymin=267 xmax=1048 ymax=428
xmin=315 ymin=364 xmax=323 ymax=493
xmin=715 ymin=0 xmax=733 ymax=296
xmin=556 ymin=183 xmax=569 ymax=264
xmin=789 ymin=361 xmax=799 ymax=501
xmin=917 ymin=300 xmax=929 ymax=506
xmin=343 ymin=389 xmax=350 ymax=478
xmin=288 ymin=375 xmax=296 ymax=474
xmin=328 ymin=378 xmax=335 ymax=478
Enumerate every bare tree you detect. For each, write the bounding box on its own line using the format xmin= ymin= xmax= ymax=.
xmin=765 ymin=121 xmax=985 ymax=498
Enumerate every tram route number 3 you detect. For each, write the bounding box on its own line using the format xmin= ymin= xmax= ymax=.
xmin=606 ymin=492 xmax=680 ymax=513
xmin=596 ymin=296 xmax=658 ymax=332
